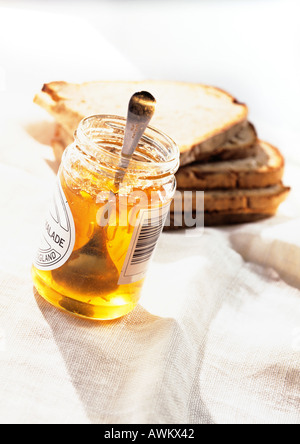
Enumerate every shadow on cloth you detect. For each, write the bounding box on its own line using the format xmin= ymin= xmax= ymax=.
xmin=33 ymin=281 xmax=219 ymax=424
xmin=24 ymin=121 xmax=61 ymax=174
xmin=25 ymin=120 xmax=56 ymax=146
xmin=229 ymin=216 xmax=300 ymax=291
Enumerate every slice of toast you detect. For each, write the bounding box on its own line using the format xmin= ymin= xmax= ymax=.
xmin=194 ymin=121 xmax=257 ymax=163
xmin=50 ymin=120 xmax=257 ymax=165
xmin=167 ymin=211 xmax=283 ymax=229
xmin=34 ymin=80 xmax=251 ymax=166
xmin=176 ymin=141 xmax=285 ymax=190
xmin=167 ymin=183 xmax=290 ymax=228
xmin=51 ymin=124 xmax=74 ymax=163
xmin=171 ymin=183 xmax=290 ymax=213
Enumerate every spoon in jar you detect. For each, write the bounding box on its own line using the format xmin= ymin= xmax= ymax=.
xmin=96 ymin=91 xmax=156 ymax=228
xmin=114 ymin=91 xmax=156 ymax=186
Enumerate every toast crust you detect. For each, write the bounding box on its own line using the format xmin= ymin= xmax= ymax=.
xmin=170 ymin=184 xmax=290 ymax=213
xmin=180 ymin=121 xmax=257 ymax=165
xmin=176 ymin=140 xmax=285 ymax=190
xmin=165 ymin=211 xmax=278 ymax=229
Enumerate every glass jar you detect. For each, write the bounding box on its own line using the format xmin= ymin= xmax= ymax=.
xmin=32 ymin=115 xmax=179 ymax=320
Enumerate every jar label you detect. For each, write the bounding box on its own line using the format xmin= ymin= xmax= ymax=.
xmin=118 ymin=204 xmax=170 ymax=285
xmin=33 ymin=179 xmax=76 ymax=271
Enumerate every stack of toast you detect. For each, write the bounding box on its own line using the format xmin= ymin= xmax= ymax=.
xmin=34 ymin=80 xmax=290 ymax=227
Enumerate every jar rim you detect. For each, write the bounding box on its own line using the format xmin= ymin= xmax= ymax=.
xmin=75 ymin=114 xmax=180 ymax=178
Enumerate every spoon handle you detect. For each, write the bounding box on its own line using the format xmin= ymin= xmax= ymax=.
xmin=115 ymin=91 xmax=156 ymax=184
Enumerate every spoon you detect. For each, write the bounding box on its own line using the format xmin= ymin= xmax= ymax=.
xmin=114 ymin=91 xmax=156 ymax=185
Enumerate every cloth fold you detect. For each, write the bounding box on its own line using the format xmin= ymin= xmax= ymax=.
xmin=1 ymin=166 xmax=300 ymax=423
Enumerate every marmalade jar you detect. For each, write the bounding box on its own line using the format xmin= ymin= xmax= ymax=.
xmin=32 ymin=115 xmax=179 ymax=320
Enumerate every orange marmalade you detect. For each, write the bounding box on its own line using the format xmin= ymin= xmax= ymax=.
xmin=32 ymin=115 xmax=179 ymax=320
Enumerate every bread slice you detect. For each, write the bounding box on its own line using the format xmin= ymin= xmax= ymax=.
xmin=50 ymin=124 xmax=74 ymax=163
xmin=170 ymin=183 xmax=290 ymax=213
xmin=167 ymin=183 xmax=290 ymax=228
xmin=176 ymin=140 xmax=285 ymax=190
xmin=196 ymin=121 xmax=257 ymax=163
xmin=167 ymin=211 xmax=282 ymax=229
xmin=50 ymin=120 xmax=257 ymax=165
xmin=54 ymin=123 xmax=73 ymax=148
xmin=34 ymin=80 xmax=251 ymax=166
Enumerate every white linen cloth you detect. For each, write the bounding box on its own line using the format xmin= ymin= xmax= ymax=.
xmin=0 ymin=2 xmax=300 ymax=425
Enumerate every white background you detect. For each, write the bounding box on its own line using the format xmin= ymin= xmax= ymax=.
xmin=0 ymin=0 xmax=299 ymax=145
